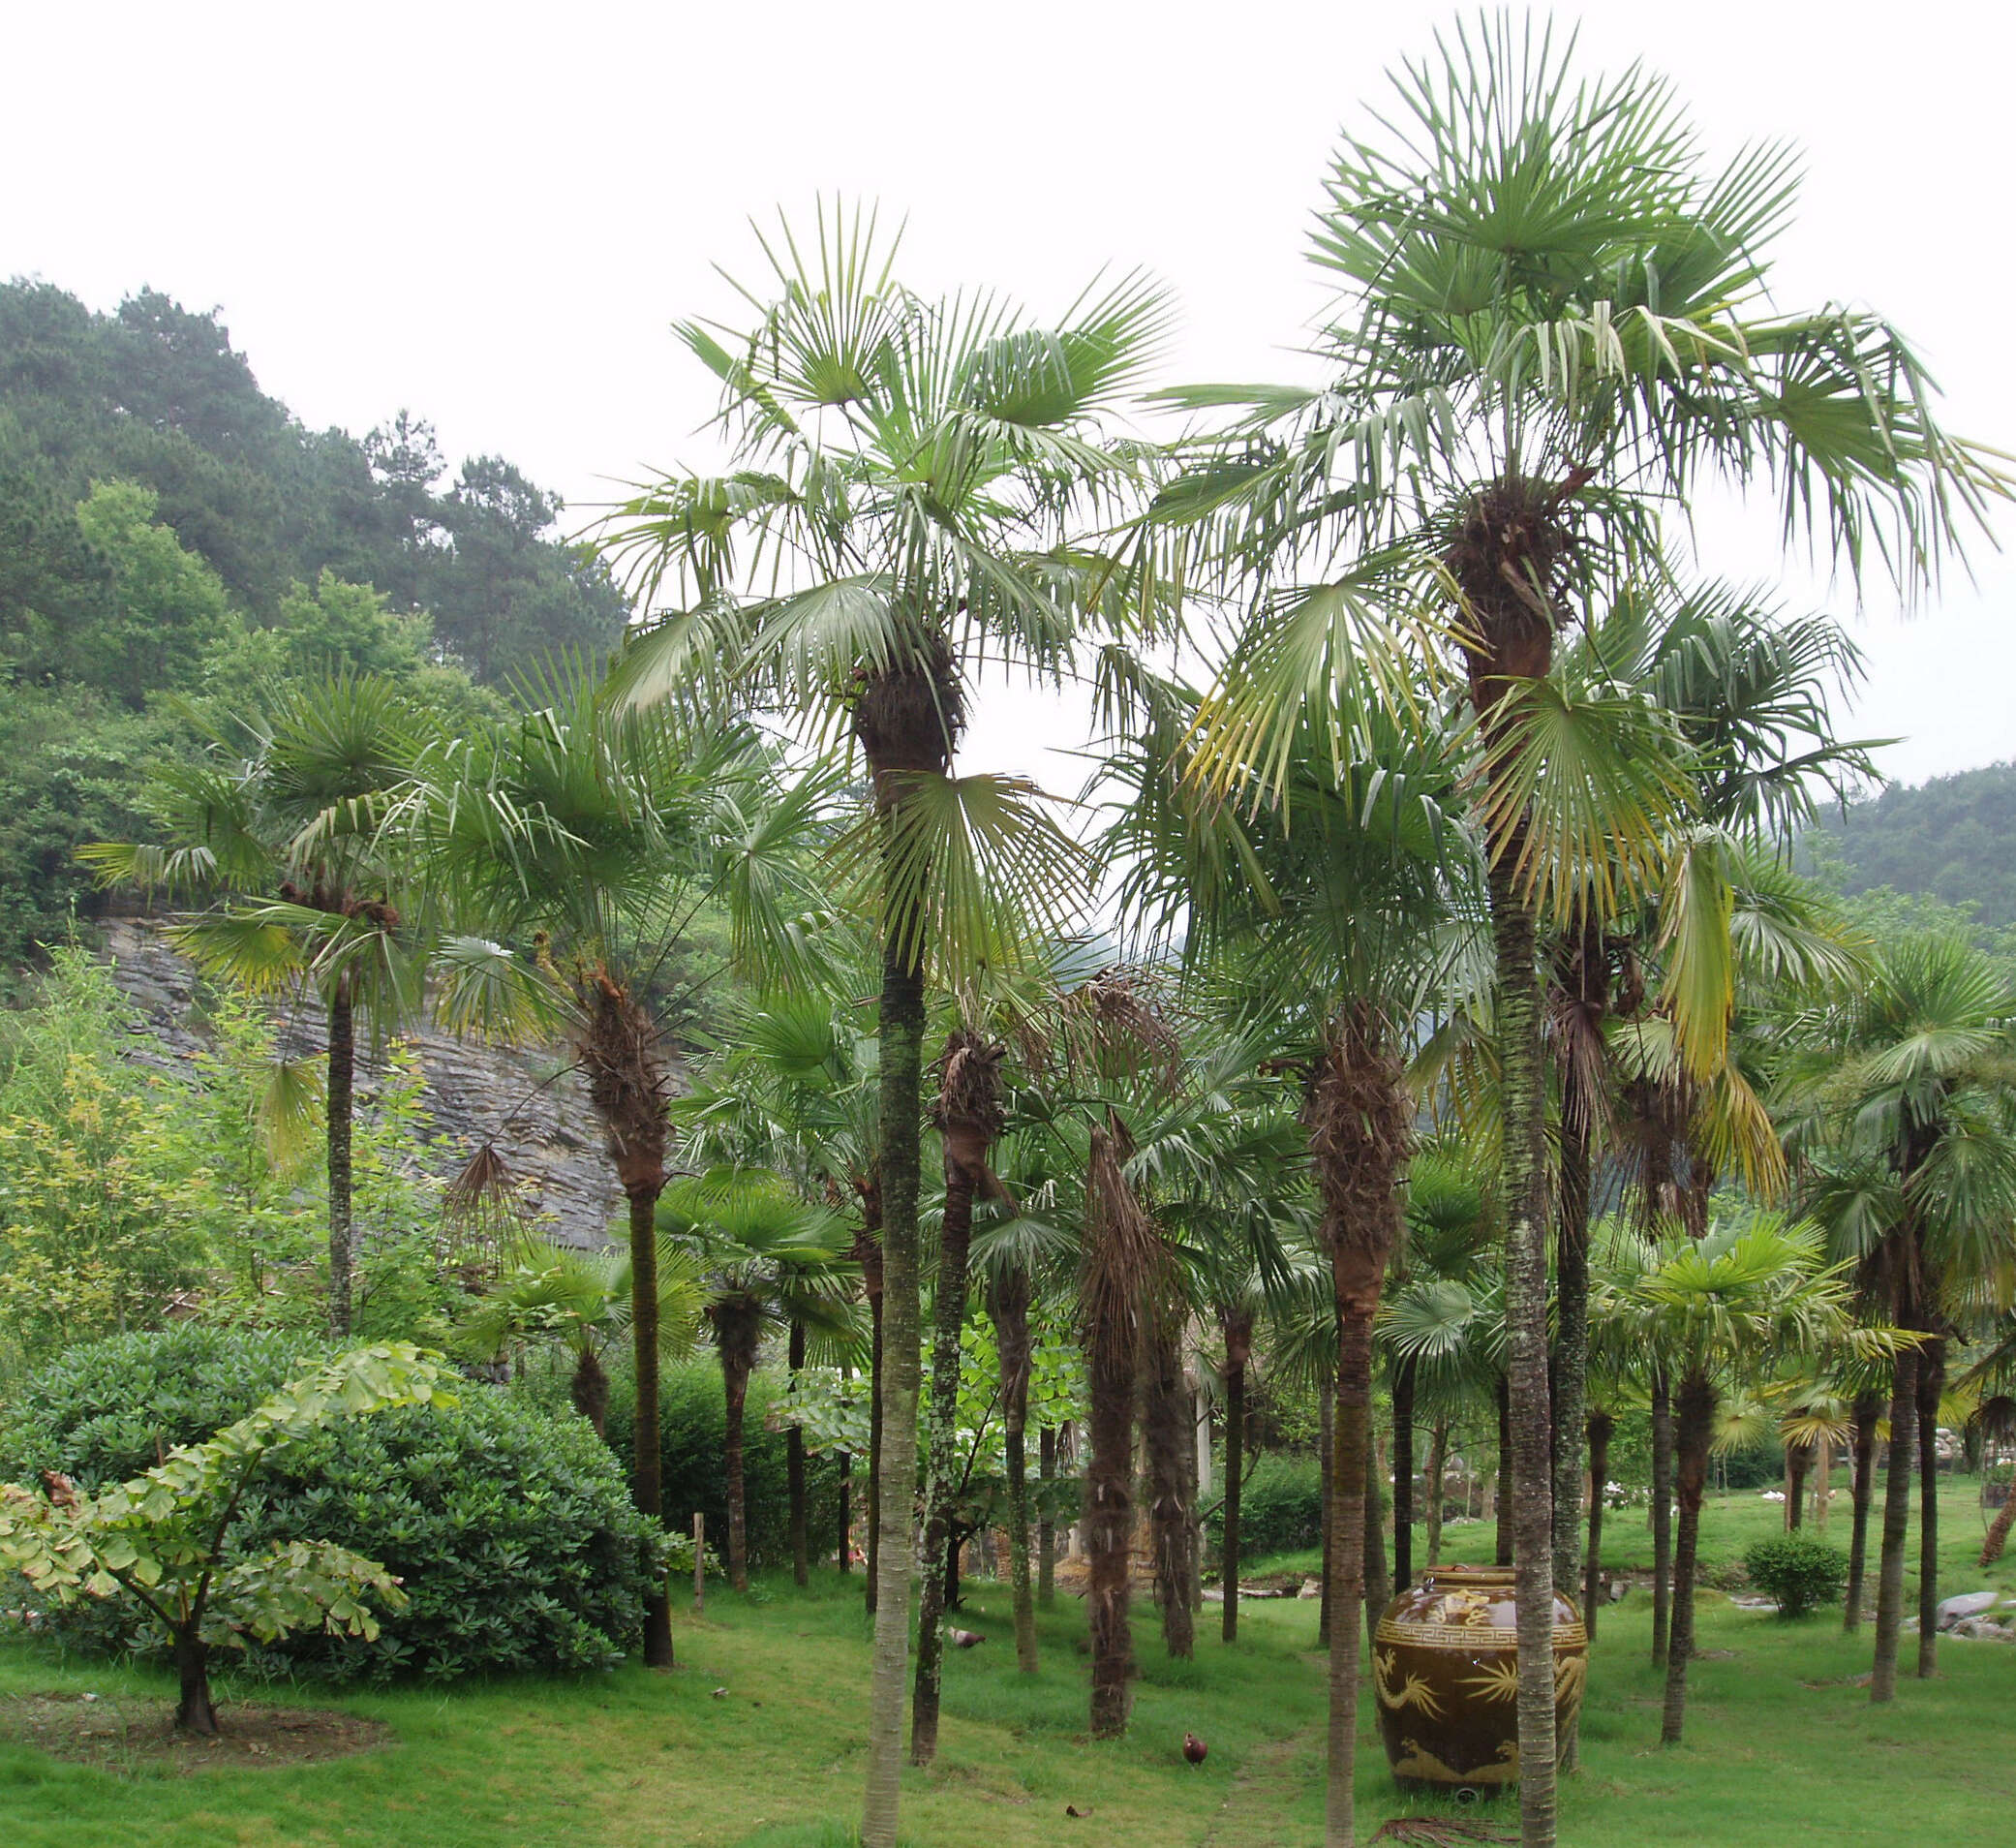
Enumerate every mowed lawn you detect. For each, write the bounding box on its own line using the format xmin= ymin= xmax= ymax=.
xmin=2 ymin=1477 xmax=2011 ymax=1847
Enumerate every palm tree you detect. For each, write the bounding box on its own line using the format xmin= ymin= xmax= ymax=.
xmin=657 ymin=1167 xmax=859 ymax=1591
xmin=1603 ymin=1211 xmax=1888 ymax=1744
xmin=397 ymin=667 xmax=823 ymax=1667
xmin=599 ymin=209 xmax=1166 ymax=1847
xmin=84 ymin=673 xmax=427 ymax=1337
xmin=1159 ymin=23 xmax=1993 ymax=1836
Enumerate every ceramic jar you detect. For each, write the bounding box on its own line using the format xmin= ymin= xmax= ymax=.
xmin=1372 ymin=1563 xmax=1587 ymax=1794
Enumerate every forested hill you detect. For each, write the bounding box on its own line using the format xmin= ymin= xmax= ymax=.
xmin=0 ymin=280 xmax=629 ymax=963
xmin=1804 ymin=761 xmax=2016 ymax=927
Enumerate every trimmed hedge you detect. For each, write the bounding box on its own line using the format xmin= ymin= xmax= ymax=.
xmin=1743 ymin=1532 xmax=1848 ymax=1618
xmin=1 ymin=1325 xmax=664 ymax=1679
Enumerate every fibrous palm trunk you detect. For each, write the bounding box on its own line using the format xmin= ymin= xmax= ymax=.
xmin=570 ymin=1345 xmax=610 ymax=1436
xmin=1980 ymin=1462 xmax=2016 ymax=1567
xmin=1916 ymin=1335 xmax=1945 ymax=1679
xmin=1786 ymin=1442 xmax=1811 ymax=1532
xmin=1847 ymin=1396 xmax=1879 ymax=1627
xmin=1583 ymin=1410 xmax=1613 ymax=1643
xmin=715 ymin=1302 xmax=762 ymax=1593
xmin=1145 ymin=1310 xmax=1196 ymax=1659
xmin=1219 ymin=1311 xmax=1252 ymax=1642
xmin=1550 ymin=917 xmax=1602 ymax=1597
xmin=1424 ymin=1418 xmax=1449 ymax=1566
xmin=1328 ymin=1310 xmax=1375 ymax=1848
xmin=1871 ymin=1345 xmax=1919 ymax=1704
xmin=1037 ymin=1424 xmax=1056 ymax=1607
xmin=1660 ymin=1373 xmax=1714 ymax=1745
xmin=1362 ymin=1427 xmax=1392 ymax=1634
xmin=1494 ymin=1375 xmax=1514 ymax=1568
xmin=326 ymin=974 xmax=355 ymax=1338
xmin=858 ymin=1209 xmax=884 ymax=1614
xmin=993 ymin=1268 xmax=1040 ymax=1673
xmin=1650 ymin=1371 xmax=1674 ymax=1668
xmin=1391 ymin=1355 xmax=1417 ymax=1592
xmin=788 ymin=1319 xmax=809 ymax=1587
xmin=1318 ymin=1371 xmax=1334 ymax=1648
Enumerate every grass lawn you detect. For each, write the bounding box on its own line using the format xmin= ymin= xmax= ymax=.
xmin=2 ymin=1474 xmax=2010 ymax=1846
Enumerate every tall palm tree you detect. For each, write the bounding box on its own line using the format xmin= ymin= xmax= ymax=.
xmin=1160 ymin=23 xmax=1994 ymax=1838
xmin=599 ymin=210 xmax=1166 ymax=1848
xmin=397 ymin=667 xmax=825 ymax=1667
xmin=84 ymin=672 xmax=427 ymax=1337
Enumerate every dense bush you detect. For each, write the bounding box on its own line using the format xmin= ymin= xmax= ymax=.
xmin=597 ymin=1355 xmax=846 ymax=1570
xmin=1 ymin=1325 xmax=666 ymax=1679
xmin=1743 ymin=1533 xmax=1848 ymax=1618
xmin=1205 ymin=1454 xmax=1326 ymax=1564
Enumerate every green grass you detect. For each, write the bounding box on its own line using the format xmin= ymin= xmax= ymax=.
xmin=2 ymin=1477 xmax=2011 ymax=1846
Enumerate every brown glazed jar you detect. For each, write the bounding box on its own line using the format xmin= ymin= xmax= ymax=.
xmin=1372 ymin=1564 xmax=1586 ymax=1795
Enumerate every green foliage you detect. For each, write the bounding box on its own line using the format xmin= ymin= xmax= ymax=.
xmin=1804 ymin=763 xmax=2016 ymax=931
xmin=1206 ymin=1454 xmax=1326 ymax=1565
xmin=2 ymin=1326 xmax=668 ymax=1680
xmin=1742 ymin=1532 xmax=1848 ymax=1617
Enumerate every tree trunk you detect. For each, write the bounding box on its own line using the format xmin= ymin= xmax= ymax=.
xmin=1550 ymin=920 xmax=1600 ymax=1597
xmin=1362 ymin=1422 xmax=1392 ymax=1636
xmin=865 ymin=1249 xmax=884 ymax=1614
xmin=628 ymin=1186 xmax=674 ymax=1668
xmin=1980 ymin=1460 xmax=2016 ymax=1566
xmin=1660 ymin=1373 xmax=1714 ymax=1745
xmin=788 ymin=1319 xmax=809 ymax=1588
xmin=1391 ymin=1355 xmax=1416 ymax=1592
xmin=722 ymin=1342 xmax=753 ymax=1592
xmin=1086 ymin=1294 xmax=1137 ymax=1738
xmin=1916 ymin=1335 xmax=1944 ymax=1679
xmin=1325 ymin=1310 xmax=1375 ymax=1848
xmin=838 ymin=1441 xmax=852 ymax=1573
xmin=1584 ymin=1410 xmax=1613 ymax=1644
xmin=1145 ymin=1311 xmax=1196 ymax=1659
xmin=907 ymin=1114 xmax=978 ymax=1765
xmin=1813 ymin=1433 xmax=1832 ymax=1532
xmin=1847 ymin=1395 xmax=1879 ymax=1627
xmin=1318 ymin=1366 xmax=1334 ymax=1648
xmin=171 ymin=1629 xmax=219 ymax=1736
xmin=1220 ymin=1316 xmax=1251 ymax=1643
xmin=569 ymin=1345 xmax=609 ymax=1437
xmin=1494 ymin=1374 xmax=1514 ymax=1567
xmin=1424 ymin=1418 xmax=1449 ymax=1567
xmin=1038 ymin=1423 xmax=1056 ymax=1607
xmin=861 ymin=937 xmax=927 ymax=1846
xmin=1871 ymin=1344 xmax=1919 ymax=1704
xmin=1786 ymin=1442 xmax=1811 ymax=1533
xmin=1650 ymin=1370 xmax=1674 ymax=1668
xmin=326 ymin=974 xmax=355 ymax=1339
xmin=993 ymin=1269 xmax=1039 ymax=1674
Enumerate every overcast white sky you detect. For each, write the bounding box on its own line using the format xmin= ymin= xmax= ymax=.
xmin=7 ymin=0 xmax=2011 ymax=800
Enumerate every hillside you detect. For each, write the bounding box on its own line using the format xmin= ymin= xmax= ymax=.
xmin=1804 ymin=761 xmax=2016 ymax=928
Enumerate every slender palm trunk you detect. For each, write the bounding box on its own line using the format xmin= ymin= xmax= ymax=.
xmin=1145 ymin=1311 xmax=1196 ymax=1658
xmin=721 ymin=1340 xmax=754 ymax=1591
xmin=908 ymin=1133 xmax=975 ymax=1764
xmin=1038 ymin=1424 xmax=1056 ymax=1607
xmin=1916 ymin=1336 xmax=1944 ymax=1679
xmin=1318 ymin=1371 xmax=1334 ymax=1648
xmin=993 ymin=1270 xmax=1040 ymax=1673
xmin=1362 ymin=1425 xmax=1392 ymax=1634
xmin=1847 ymin=1396 xmax=1879 ymax=1627
xmin=1494 ymin=1375 xmax=1514 ymax=1567
xmin=1786 ymin=1443 xmax=1811 ymax=1533
xmin=838 ymin=1355 xmax=853 ymax=1576
xmin=1551 ymin=924 xmax=1600 ymax=1595
xmin=1980 ymin=1463 xmax=2016 ymax=1567
xmin=1424 ymin=1418 xmax=1449 ymax=1567
xmin=628 ymin=1186 xmax=674 ymax=1667
xmin=1220 ymin=1319 xmax=1251 ymax=1642
xmin=1326 ymin=1312 xmax=1375 ymax=1848
xmin=1871 ymin=1345 xmax=1919 ymax=1704
xmin=570 ymin=1345 xmax=610 ymax=1436
xmin=865 ymin=1245 xmax=884 ymax=1613
xmin=326 ymin=975 xmax=355 ymax=1338
xmin=1086 ymin=1304 xmax=1137 ymax=1736
xmin=1391 ymin=1356 xmax=1416 ymax=1592
xmin=1650 ymin=1371 xmax=1674 ymax=1668
xmin=172 ymin=1630 xmax=219 ymax=1736
xmin=788 ymin=1319 xmax=809 ymax=1587
xmin=1661 ymin=1373 xmax=1714 ymax=1744
xmin=1813 ymin=1434 xmax=1832 ymax=1532
xmin=1583 ymin=1410 xmax=1613 ymax=1643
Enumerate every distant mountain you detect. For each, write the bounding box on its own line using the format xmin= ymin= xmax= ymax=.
xmin=1803 ymin=762 xmax=2016 ymax=927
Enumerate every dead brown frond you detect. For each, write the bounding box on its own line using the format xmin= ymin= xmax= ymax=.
xmin=443 ymin=1139 xmax=529 ymax=1277
xmin=574 ymin=969 xmax=672 ymax=1197
xmin=1369 ymin=1819 xmax=1518 ymax=1844
xmin=1443 ymin=471 xmax=1584 ymax=712
xmin=1081 ymin=1115 xmax=1166 ymax=1361
xmin=1052 ymin=966 xmax=1185 ymax=1090
xmin=850 ymin=639 xmax=963 ymax=791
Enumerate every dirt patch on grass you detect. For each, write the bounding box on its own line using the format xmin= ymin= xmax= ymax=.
xmin=2 ymin=1690 xmax=392 ymax=1773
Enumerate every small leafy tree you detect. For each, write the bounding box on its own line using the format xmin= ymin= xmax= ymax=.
xmin=1744 ymin=1534 xmax=1848 ymax=1618
xmin=0 ymin=1343 xmax=448 ymax=1734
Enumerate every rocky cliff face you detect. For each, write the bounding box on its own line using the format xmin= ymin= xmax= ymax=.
xmin=98 ymin=918 xmax=673 ymax=1250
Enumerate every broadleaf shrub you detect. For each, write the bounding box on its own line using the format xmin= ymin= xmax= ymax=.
xmin=1743 ymin=1532 xmax=1848 ymax=1617
xmin=1 ymin=1325 xmax=667 ymax=1679
xmin=1204 ymin=1454 xmax=1326 ymax=1566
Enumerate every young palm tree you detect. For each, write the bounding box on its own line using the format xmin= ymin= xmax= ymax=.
xmin=599 ymin=210 xmax=1165 ymax=1846
xmin=1161 ymin=24 xmax=1994 ymax=1837
xmin=84 ymin=673 xmax=427 ymax=1337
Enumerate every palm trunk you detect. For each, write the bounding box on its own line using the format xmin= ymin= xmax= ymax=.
xmin=1980 ymin=1460 xmax=2016 ymax=1566
xmin=722 ymin=1340 xmax=754 ymax=1592
xmin=1494 ymin=1375 xmax=1514 ymax=1567
xmin=1391 ymin=1355 xmax=1416 ymax=1592
xmin=1786 ymin=1443 xmax=1811 ymax=1533
xmin=326 ymin=974 xmax=355 ymax=1338
xmin=993 ymin=1270 xmax=1040 ymax=1673
xmin=865 ymin=1247 xmax=884 ymax=1613
xmin=1038 ymin=1424 xmax=1056 ymax=1607
xmin=1847 ymin=1395 xmax=1879 ymax=1625
xmin=1362 ymin=1424 xmax=1392 ymax=1634
xmin=861 ymin=939 xmax=927 ymax=1846
xmin=1551 ymin=925 xmax=1599 ymax=1596
xmin=1424 ymin=1418 xmax=1449 ymax=1567
xmin=1583 ymin=1411 xmax=1613 ymax=1643
xmin=788 ymin=1319 xmax=809 ymax=1588
xmin=628 ymin=1186 xmax=674 ymax=1668
xmin=1871 ymin=1344 xmax=1919 ymax=1704
xmin=172 ymin=1629 xmax=219 ymax=1736
xmin=1145 ymin=1311 xmax=1196 ymax=1658
xmin=907 ymin=1123 xmax=976 ymax=1766
xmin=1326 ymin=1311 xmax=1375 ymax=1848
xmin=1086 ymin=1298 xmax=1137 ymax=1737
xmin=1660 ymin=1373 xmax=1714 ymax=1745
xmin=1813 ymin=1433 xmax=1832 ymax=1532
xmin=1220 ymin=1319 xmax=1251 ymax=1642
xmin=1916 ymin=1336 xmax=1944 ymax=1679
xmin=1650 ymin=1370 xmax=1674 ymax=1668
xmin=1318 ymin=1371 xmax=1334 ymax=1648
xmin=570 ymin=1345 xmax=610 ymax=1436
